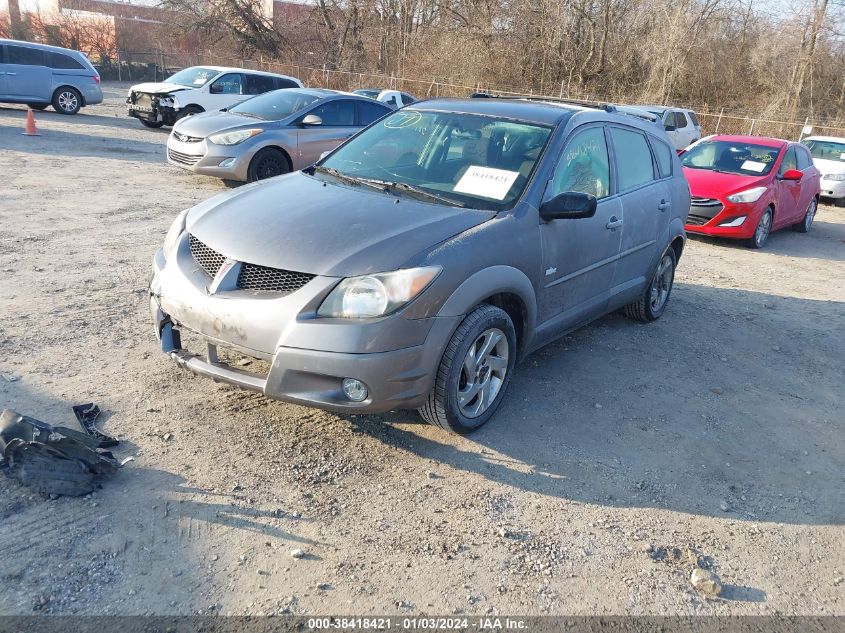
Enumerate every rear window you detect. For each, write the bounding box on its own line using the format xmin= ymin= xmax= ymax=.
xmin=276 ymin=77 xmax=299 ymax=89
xmin=7 ymin=45 xmax=44 ymax=65
xmin=48 ymin=52 xmax=85 ymax=70
xmin=244 ymin=73 xmax=276 ymax=95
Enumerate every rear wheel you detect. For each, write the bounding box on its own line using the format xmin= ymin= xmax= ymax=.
xmin=27 ymin=103 xmax=48 ymax=111
xmin=792 ymin=198 xmax=817 ymax=233
xmin=247 ymin=148 xmax=291 ymax=182
xmin=835 ymin=198 xmax=845 ymax=208
xmin=748 ymin=208 xmax=772 ymax=249
xmin=139 ymin=119 xmax=164 ymax=128
xmin=623 ymin=249 xmax=676 ymax=322
xmin=419 ymin=304 xmax=516 ymax=434
xmin=52 ymin=87 xmax=82 ymax=115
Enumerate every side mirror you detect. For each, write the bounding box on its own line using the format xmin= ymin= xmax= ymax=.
xmin=209 ymin=83 xmax=224 ymax=94
xmin=539 ymin=192 xmax=598 ymax=221
xmin=781 ymin=169 xmax=803 ymax=181
xmin=301 ymin=114 xmax=322 ymax=126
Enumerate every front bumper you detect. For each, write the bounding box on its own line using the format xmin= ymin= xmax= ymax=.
xmin=149 ymin=244 xmax=459 ymax=413
xmin=819 ymin=178 xmax=845 ymax=199
xmin=166 ymin=136 xmax=251 ymax=181
xmin=684 ymin=198 xmax=762 ymax=239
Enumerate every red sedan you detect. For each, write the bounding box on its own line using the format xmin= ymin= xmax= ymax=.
xmin=680 ymin=135 xmax=821 ymax=248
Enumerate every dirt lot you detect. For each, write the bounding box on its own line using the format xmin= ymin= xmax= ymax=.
xmin=0 ymin=85 xmax=843 ymax=617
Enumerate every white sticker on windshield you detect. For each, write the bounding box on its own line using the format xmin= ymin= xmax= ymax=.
xmin=454 ymin=166 xmax=520 ymax=200
xmin=741 ymin=160 xmax=766 ymax=173
xmin=840 ymin=153 xmax=845 ymax=160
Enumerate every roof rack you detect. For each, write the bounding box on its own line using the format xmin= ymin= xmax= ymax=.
xmin=469 ymin=92 xmax=659 ymax=123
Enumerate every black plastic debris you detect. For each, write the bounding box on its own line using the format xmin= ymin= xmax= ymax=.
xmin=72 ymin=403 xmax=118 ymax=448
xmin=0 ymin=409 xmax=128 ymax=496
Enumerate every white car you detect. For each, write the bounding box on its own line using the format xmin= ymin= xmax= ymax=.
xmin=803 ymin=136 xmax=845 ymax=206
xmin=640 ymin=106 xmax=702 ymax=151
xmin=126 ymin=66 xmax=303 ymax=128
xmin=352 ymin=88 xmax=416 ymax=109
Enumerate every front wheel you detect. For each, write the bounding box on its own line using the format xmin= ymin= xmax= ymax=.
xmin=52 ymin=87 xmax=82 ymax=115
xmin=419 ymin=304 xmax=516 ymax=433
xmin=792 ymin=198 xmax=816 ymax=233
xmin=27 ymin=103 xmax=48 ymax=111
xmin=247 ymin=148 xmax=291 ymax=182
xmin=139 ymin=119 xmax=164 ymax=129
xmin=624 ymin=249 xmax=676 ymax=322
xmin=748 ymin=208 xmax=772 ymax=249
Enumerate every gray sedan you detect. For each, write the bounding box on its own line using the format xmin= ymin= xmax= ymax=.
xmin=166 ymin=88 xmax=392 ymax=182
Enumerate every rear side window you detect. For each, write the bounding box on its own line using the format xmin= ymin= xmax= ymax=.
xmin=309 ymin=100 xmax=355 ymax=126
xmin=687 ymin=110 xmax=700 ymax=127
xmin=48 ymin=52 xmax=85 ymax=69
xmin=244 ymin=74 xmax=276 ymax=95
xmin=650 ymin=137 xmax=673 ymax=178
xmin=609 ymin=127 xmax=655 ymax=191
xmin=275 ymin=78 xmax=299 ymax=89
xmin=7 ymin=45 xmax=44 ymax=66
xmin=548 ymin=126 xmax=610 ymax=200
xmin=357 ymin=100 xmax=389 ymax=126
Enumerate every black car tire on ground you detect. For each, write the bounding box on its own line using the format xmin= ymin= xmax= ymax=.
xmin=27 ymin=104 xmax=48 ymax=111
xmin=419 ymin=304 xmax=517 ymax=434
xmin=623 ymin=248 xmax=677 ymax=322
xmin=52 ymin=87 xmax=82 ymax=115
xmin=140 ymin=119 xmax=165 ymax=129
xmin=247 ymin=148 xmax=291 ymax=182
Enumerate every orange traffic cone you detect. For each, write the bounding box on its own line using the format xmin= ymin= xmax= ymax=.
xmin=22 ymin=108 xmax=40 ymax=136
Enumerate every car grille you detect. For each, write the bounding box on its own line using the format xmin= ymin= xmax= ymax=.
xmin=687 ymin=197 xmax=723 ymax=226
xmin=188 ymin=234 xmax=315 ymax=293
xmin=172 ymin=132 xmax=203 ymax=143
xmin=168 ymin=148 xmax=202 ymax=166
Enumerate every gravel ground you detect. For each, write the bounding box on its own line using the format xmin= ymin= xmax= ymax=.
xmin=0 ymin=86 xmax=843 ymax=616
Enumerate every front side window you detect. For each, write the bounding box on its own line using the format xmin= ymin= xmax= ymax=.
xmin=681 ymin=140 xmax=781 ymax=176
xmin=795 ymin=146 xmax=812 ymax=170
xmin=166 ymin=67 xmax=218 ymax=87
xmin=7 ymin=45 xmax=44 ymax=65
xmin=211 ymin=73 xmax=243 ymax=95
xmin=548 ymin=126 xmax=610 ymax=199
xmin=778 ymin=147 xmax=798 ymax=175
xmin=308 ymin=100 xmax=356 ymax=126
xmin=319 ymin=110 xmax=553 ymax=210
xmin=229 ymin=90 xmax=321 ymax=120
xmin=610 ymin=127 xmax=655 ymax=191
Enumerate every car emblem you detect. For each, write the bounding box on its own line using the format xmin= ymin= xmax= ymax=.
xmin=174 ymin=132 xmax=186 ymax=142
xmin=208 ymin=258 xmax=237 ymax=294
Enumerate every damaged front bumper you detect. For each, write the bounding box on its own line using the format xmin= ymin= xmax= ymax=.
xmin=149 ymin=245 xmax=459 ymax=413
xmin=126 ymin=91 xmax=180 ymax=126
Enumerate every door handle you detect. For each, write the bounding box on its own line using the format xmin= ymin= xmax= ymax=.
xmin=606 ymin=216 xmax=623 ymax=230
xmin=5 ymin=72 xmax=16 ymax=76
xmin=658 ymin=200 xmax=670 ymax=211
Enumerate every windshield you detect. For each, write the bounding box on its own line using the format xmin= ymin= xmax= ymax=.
xmin=166 ymin=67 xmax=219 ymax=88
xmin=681 ymin=140 xmax=781 ymax=176
xmin=229 ymin=90 xmax=321 ymax=120
xmin=317 ymin=110 xmax=552 ymax=209
xmin=805 ymin=139 xmax=845 ymax=162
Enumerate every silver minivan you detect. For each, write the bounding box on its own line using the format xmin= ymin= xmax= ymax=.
xmin=0 ymin=39 xmax=103 ymax=114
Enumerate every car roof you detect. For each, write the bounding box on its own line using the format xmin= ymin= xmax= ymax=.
xmin=409 ymin=98 xmax=587 ymax=125
xmin=804 ymin=135 xmax=845 ymax=143
xmin=639 ymin=105 xmax=694 ymax=113
xmin=0 ymin=38 xmax=87 ymax=56
xmin=189 ymin=65 xmax=298 ymax=80
xmin=709 ymin=134 xmax=788 ymax=148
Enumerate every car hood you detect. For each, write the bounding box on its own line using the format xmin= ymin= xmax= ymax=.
xmin=130 ymin=82 xmax=188 ymax=95
xmin=813 ymin=157 xmax=845 ymax=176
xmin=186 ymin=172 xmax=495 ymax=277
xmin=683 ymin=167 xmax=770 ymax=199
xmin=173 ymin=110 xmax=274 ymax=137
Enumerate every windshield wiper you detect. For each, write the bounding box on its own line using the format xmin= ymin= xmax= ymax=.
xmin=384 ymin=181 xmax=467 ymax=207
xmin=313 ymin=166 xmax=389 ymax=191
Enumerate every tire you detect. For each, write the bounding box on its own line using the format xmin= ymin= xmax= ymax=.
xmin=623 ymin=248 xmax=677 ymax=322
xmin=748 ymin=207 xmax=773 ymax=249
xmin=179 ymin=105 xmax=204 ymax=119
xmin=247 ymin=147 xmax=291 ymax=182
xmin=52 ymin=87 xmax=82 ymax=115
xmin=139 ymin=119 xmax=164 ymax=129
xmin=27 ymin=103 xmax=48 ymax=111
xmin=419 ymin=304 xmax=517 ymax=434
xmin=792 ymin=198 xmax=817 ymax=233
xmin=835 ymin=198 xmax=845 ymax=208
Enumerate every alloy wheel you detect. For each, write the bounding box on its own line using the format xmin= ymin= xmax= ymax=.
xmin=804 ymin=200 xmax=816 ymax=231
xmin=457 ymin=327 xmax=509 ymax=419
xmin=649 ymin=254 xmax=674 ymax=312
xmin=58 ymin=91 xmax=78 ymax=113
xmin=754 ymin=210 xmax=772 ymax=247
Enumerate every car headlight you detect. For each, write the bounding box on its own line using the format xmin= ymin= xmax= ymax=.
xmin=208 ymin=129 xmax=263 ymax=146
xmin=726 ymin=186 xmax=768 ymax=204
xmin=163 ymin=208 xmax=189 ymax=260
xmin=824 ymin=173 xmax=845 ymax=181
xmin=318 ymin=267 xmax=441 ymax=318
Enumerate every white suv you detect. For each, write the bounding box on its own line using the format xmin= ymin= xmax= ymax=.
xmin=803 ymin=136 xmax=845 ymax=206
xmin=126 ymin=66 xmax=303 ymax=128
xmin=641 ymin=106 xmax=702 ymax=150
